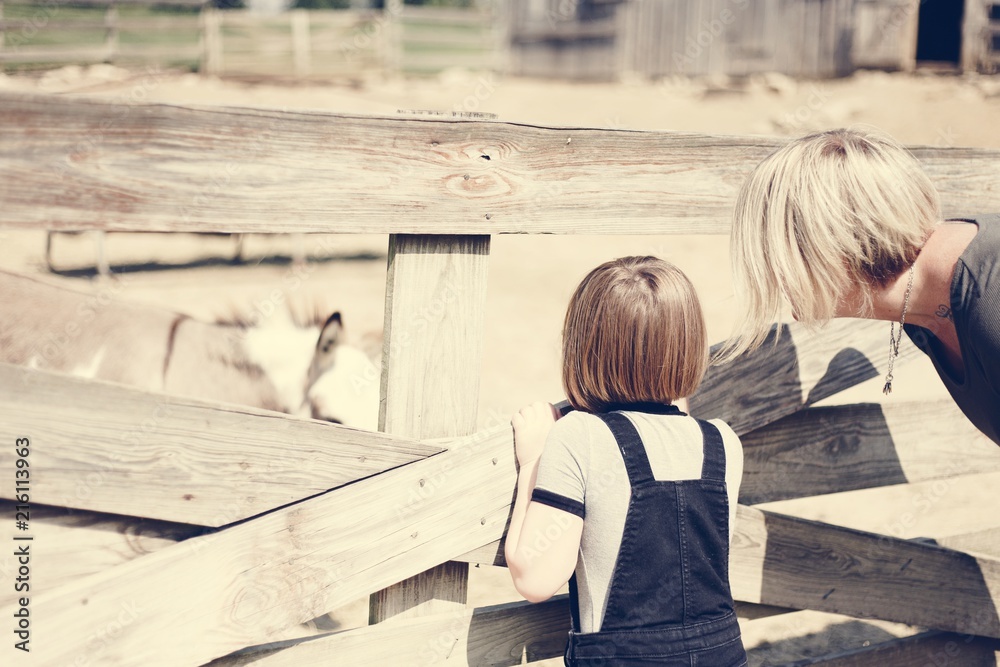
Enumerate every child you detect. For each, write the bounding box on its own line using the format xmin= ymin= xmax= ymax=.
xmin=505 ymin=256 xmax=746 ymax=666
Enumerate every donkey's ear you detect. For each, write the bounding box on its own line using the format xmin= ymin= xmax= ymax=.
xmin=316 ymin=311 xmax=343 ymax=354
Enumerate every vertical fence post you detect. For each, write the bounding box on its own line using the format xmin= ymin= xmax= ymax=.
xmin=201 ymin=5 xmax=222 ymax=75
xmin=369 ymin=234 xmax=491 ymax=624
xmin=615 ymin=0 xmax=636 ymax=81
xmin=490 ymin=0 xmax=511 ymax=75
xmin=291 ymin=8 xmax=311 ymax=77
xmin=104 ymin=0 xmax=119 ymax=63
xmin=385 ymin=0 xmax=402 ymax=76
xmin=0 ymin=1 xmax=6 ymax=57
xmin=961 ymin=0 xmax=990 ymax=73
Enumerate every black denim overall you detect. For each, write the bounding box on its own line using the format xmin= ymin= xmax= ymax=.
xmin=564 ymin=407 xmax=747 ymax=667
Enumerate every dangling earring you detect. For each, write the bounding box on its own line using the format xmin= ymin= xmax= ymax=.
xmin=883 ymin=264 xmax=915 ymax=395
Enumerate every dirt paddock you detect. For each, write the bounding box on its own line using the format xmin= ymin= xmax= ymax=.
xmin=2 ymin=64 xmax=999 ymax=664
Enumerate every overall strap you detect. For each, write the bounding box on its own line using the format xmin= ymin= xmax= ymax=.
xmin=568 ymin=573 xmax=582 ymax=633
xmin=596 ymin=412 xmax=655 ymax=486
xmin=697 ymin=420 xmax=727 ymax=482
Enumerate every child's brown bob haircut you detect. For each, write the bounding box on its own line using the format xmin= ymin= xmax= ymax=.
xmin=562 ymin=256 xmax=708 ymax=413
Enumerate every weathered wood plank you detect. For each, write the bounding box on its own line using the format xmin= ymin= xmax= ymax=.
xmin=370 ymin=234 xmax=490 ymax=623
xmin=205 ymin=602 xmax=999 ymax=667
xmin=3 ymin=0 xmax=204 ymax=6
xmin=754 ymin=471 xmax=1000 ymax=541
xmin=0 ymin=422 xmax=517 ymax=666
xmin=0 ymin=48 xmax=111 ymax=63
xmin=6 ymin=416 xmax=1000 ymax=665
xmin=689 ymin=320 xmax=921 ymax=436
xmin=731 ymin=505 xmax=1000 ymax=638
xmin=0 ymin=501 xmax=200 ymax=609
xmin=457 ymin=504 xmax=1000 ymax=639
xmin=938 ymin=529 xmax=1000 ymax=560
xmin=739 ymin=400 xmax=1000 ymax=504
xmin=209 ymin=597 xmax=570 ymax=667
xmin=0 ymin=92 xmax=997 ymax=234
xmin=782 ymin=630 xmax=1000 ymax=666
xmin=458 ymin=472 xmax=1000 ymax=573
xmin=0 ymin=363 xmax=442 ymax=526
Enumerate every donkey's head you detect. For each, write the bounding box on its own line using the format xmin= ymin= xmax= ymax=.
xmin=232 ymin=303 xmax=380 ymax=431
xmin=302 ymin=312 xmax=380 ymax=430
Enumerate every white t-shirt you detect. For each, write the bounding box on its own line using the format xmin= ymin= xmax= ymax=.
xmin=532 ymin=409 xmax=743 ymax=633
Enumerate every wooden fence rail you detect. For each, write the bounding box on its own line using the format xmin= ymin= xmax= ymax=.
xmin=3 ymin=91 xmax=1000 ymax=666
xmin=2 ymin=92 xmax=999 ymax=234
xmin=0 ymin=3 xmax=500 ymax=76
xmin=5 ymin=400 xmax=998 ymax=665
xmin=0 ymin=363 xmax=441 ymax=525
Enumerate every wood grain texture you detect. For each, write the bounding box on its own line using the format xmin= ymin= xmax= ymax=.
xmin=6 ymin=420 xmax=1000 ymax=665
xmin=739 ymin=400 xmax=1000 ymax=504
xmin=205 ymin=599 xmax=1000 ymax=666
xmin=1 ymin=91 xmax=998 ymax=234
xmin=458 ymin=471 xmax=1000 ymax=568
xmin=377 ymin=235 xmax=490 ymax=440
xmin=689 ymin=319 xmax=922 ymax=436
xmin=0 ymin=422 xmax=517 ymax=666
xmin=852 ymin=0 xmax=921 ymax=71
xmin=459 ymin=503 xmax=1000 ymax=640
xmin=0 ymin=363 xmax=442 ymax=526
xmin=785 ymin=630 xmax=1000 ymax=666
xmin=731 ymin=505 xmax=1000 ymax=639
xmin=371 ymin=235 xmax=490 ymax=623
xmin=935 ymin=528 xmax=1000 ymax=560
xmin=753 ymin=471 xmax=1000 ymax=541
xmin=0 ymin=502 xmax=199 ymax=609
xmin=962 ymin=0 xmax=990 ymax=72
xmin=208 ymin=596 xmax=570 ymax=667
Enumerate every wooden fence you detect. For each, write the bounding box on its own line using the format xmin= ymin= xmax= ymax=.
xmin=0 ymin=0 xmax=504 ymax=77
xmin=2 ymin=90 xmax=1000 ymax=665
xmin=0 ymin=0 xmax=207 ymax=69
xmin=618 ymin=0 xmax=856 ymax=79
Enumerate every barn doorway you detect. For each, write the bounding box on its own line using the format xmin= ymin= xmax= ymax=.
xmin=915 ymin=0 xmax=965 ymax=65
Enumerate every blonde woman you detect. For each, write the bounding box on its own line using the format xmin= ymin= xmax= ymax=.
xmin=724 ymin=128 xmax=999 ymax=445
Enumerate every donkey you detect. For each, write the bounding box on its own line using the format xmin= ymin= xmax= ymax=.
xmin=0 ymin=270 xmax=379 ymax=430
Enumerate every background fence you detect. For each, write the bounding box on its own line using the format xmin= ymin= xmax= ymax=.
xmin=2 ymin=90 xmax=1000 ymax=665
xmin=0 ymin=0 xmax=506 ymax=77
xmin=2 ymin=0 xmax=999 ymax=79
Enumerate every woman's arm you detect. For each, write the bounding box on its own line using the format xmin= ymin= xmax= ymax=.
xmin=505 ymin=402 xmax=584 ymax=603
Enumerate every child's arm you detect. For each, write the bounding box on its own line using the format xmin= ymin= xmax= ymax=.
xmin=505 ymin=402 xmax=584 ymax=603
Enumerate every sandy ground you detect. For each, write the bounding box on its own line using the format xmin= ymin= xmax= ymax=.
xmin=2 ymin=65 xmax=1000 ymax=664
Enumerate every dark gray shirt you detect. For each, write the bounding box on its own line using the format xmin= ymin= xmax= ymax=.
xmin=905 ymin=213 xmax=1000 ymax=445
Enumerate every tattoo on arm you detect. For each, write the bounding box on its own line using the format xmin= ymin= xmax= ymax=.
xmin=935 ymin=304 xmax=953 ymax=321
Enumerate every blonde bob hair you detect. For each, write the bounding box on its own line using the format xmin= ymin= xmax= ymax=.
xmin=719 ymin=128 xmax=941 ymax=362
xmin=562 ymin=256 xmax=708 ymax=413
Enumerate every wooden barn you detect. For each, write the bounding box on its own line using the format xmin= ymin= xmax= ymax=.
xmin=506 ymin=0 xmax=1000 ymax=79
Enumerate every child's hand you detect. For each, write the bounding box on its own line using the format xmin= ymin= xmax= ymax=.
xmin=511 ymin=402 xmax=560 ymax=466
